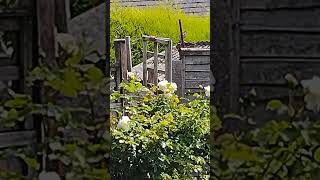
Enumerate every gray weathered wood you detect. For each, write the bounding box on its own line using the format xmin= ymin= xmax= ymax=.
xmin=240 ymin=0 xmax=320 ymax=10
xmin=165 ymin=40 xmax=172 ymax=82
xmin=240 ymin=32 xmax=320 ymax=58
xmin=240 ymin=62 xmax=320 ymax=85
xmin=55 ymin=0 xmax=70 ymax=33
xmin=125 ymin=36 xmax=132 ymax=71
xmin=143 ymin=40 xmax=147 ymax=85
xmin=153 ymin=42 xmax=158 ymax=85
xmin=172 ymin=60 xmax=182 ymax=96
xmin=0 ymin=130 xmax=37 ymax=148
xmin=241 ymin=9 xmax=320 ymax=29
xmin=0 ymin=66 xmax=19 ymax=80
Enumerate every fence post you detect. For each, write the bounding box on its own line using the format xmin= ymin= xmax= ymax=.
xmin=125 ymin=36 xmax=132 ymax=72
xmin=165 ymin=40 xmax=172 ymax=82
xmin=55 ymin=0 xmax=70 ymax=33
xmin=143 ymin=40 xmax=148 ymax=86
xmin=153 ymin=42 xmax=158 ymax=85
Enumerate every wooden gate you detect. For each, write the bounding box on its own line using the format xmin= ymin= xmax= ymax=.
xmin=213 ymin=0 xmax=320 ymax=128
xmin=0 ymin=0 xmax=37 ymax=176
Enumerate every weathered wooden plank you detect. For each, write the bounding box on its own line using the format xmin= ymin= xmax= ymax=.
xmin=212 ymin=0 xmax=232 ymax=114
xmin=0 ymin=18 xmax=20 ymax=31
xmin=240 ymin=0 xmax=320 ymax=10
xmin=241 ymin=25 xmax=320 ymax=33
xmin=241 ymin=57 xmax=320 ymax=63
xmin=0 ymin=130 xmax=37 ymax=149
xmin=37 ymin=0 xmax=56 ymax=67
xmin=172 ymin=60 xmax=182 ymax=96
xmin=240 ymin=62 xmax=320 ymax=85
xmin=125 ymin=36 xmax=132 ymax=71
xmin=142 ymin=35 xmax=170 ymax=45
xmin=185 ymin=64 xmax=210 ymax=71
xmin=180 ymin=48 xmax=210 ymax=56
xmin=55 ymin=0 xmax=70 ymax=33
xmin=240 ymin=9 xmax=320 ymax=29
xmin=240 ymin=86 xmax=289 ymax=100
xmin=184 ymin=56 xmax=210 ymax=65
xmin=143 ymin=40 xmax=147 ymax=85
xmin=240 ymin=32 xmax=320 ymax=57
xmin=185 ymin=80 xmax=210 ymax=89
xmin=153 ymin=42 xmax=158 ymax=85
xmin=0 ymin=66 xmax=19 ymax=80
xmin=165 ymin=40 xmax=172 ymax=82
xmin=185 ymin=71 xmax=210 ymax=81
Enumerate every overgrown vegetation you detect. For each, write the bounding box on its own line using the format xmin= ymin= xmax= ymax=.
xmin=111 ymin=76 xmax=216 ymax=179
xmin=110 ymin=3 xmax=210 ymax=65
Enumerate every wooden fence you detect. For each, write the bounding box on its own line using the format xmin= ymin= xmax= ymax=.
xmin=213 ymin=0 xmax=320 ymax=129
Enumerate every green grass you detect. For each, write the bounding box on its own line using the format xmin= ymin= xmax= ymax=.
xmin=110 ymin=3 xmax=210 ymax=66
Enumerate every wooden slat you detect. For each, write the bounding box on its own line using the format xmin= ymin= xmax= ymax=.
xmin=240 ymin=0 xmax=320 ymax=10
xmin=184 ymin=56 xmax=210 ymax=65
xmin=241 ymin=57 xmax=320 ymax=63
xmin=185 ymin=80 xmax=210 ymax=89
xmin=125 ymin=36 xmax=132 ymax=71
xmin=185 ymin=71 xmax=210 ymax=81
xmin=142 ymin=35 xmax=170 ymax=45
xmin=55 ymin=0 xmax=70 ymax=33
xmin=0 ymin=130 xmax=37 ymax=149
xmin=185 ymin=64 xmax=210 ymax=71
xmin=180 ymin=48 xmax=210 ymax=56
xmin=143 ymin=40 xmax=147 ymax=85
xmin=153 ymin=42 xmax=158 ymax=85
xmin=241 ymin=25 xmax=320 ymax=33
xmin=172 ymin=60 xmax=182 ymax=96
xmin=240 ymin=86 xmax=289 ymax=100
xmin=0 ymin=66 xmax=19 ymax=80
xmin=240 ymin=62 xmax=320 ymax=85
xmin=240 ymin=9 xmax=320 ymax=29
xmin=240 ymin=32 xmax=320 ymax=57
xmin=0 ymin=18 xmax=20 ymax=31
xmin=165 ymin=40 xmax=172 ymax=82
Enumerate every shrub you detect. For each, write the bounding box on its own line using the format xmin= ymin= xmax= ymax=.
xmin=110 ymin=3 xmax=210 ymax=65
xmin=110 ymin=77 xmax=218 ymax=179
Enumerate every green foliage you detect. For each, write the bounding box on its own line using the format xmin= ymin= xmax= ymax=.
xmin=111 ymin=79 xmax=216 ymax=179
xmin=0 ymin=33 xmax=110 ymax=179
xmin=110 ymin=3 xmax=210 ymax=65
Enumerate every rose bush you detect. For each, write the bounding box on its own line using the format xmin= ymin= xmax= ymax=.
xmin=111 ymin=77 xmax=219 ymax=179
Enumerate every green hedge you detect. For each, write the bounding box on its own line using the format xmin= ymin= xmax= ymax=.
xmin=110 ymin=3 xmax=210 ymax=66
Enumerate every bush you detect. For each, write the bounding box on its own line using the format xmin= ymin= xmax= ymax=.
xmin=111 ymin=77 xmax=218 ymax=179
xmin=110 ymin=3 xmax=210 ymax=65
xmin=213 ymin=74 xmax=320 ymax=180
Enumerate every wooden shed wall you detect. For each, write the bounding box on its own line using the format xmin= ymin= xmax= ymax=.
xmin=180 ymin=48 xmax=210 ymax=96
xmin=213 ymin=0 xmax=320 ymax=128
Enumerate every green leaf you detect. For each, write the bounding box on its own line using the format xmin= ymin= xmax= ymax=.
xmin=314 ymin=147 xmax=320 ymax=162
xmin=86 ymin=66 xmax=104 ymax=82
xmin=266 ymin=100 xmax=285 ymax=111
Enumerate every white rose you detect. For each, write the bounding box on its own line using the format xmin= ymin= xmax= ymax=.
xmin=117 ymin=116 xmax=130 ymax=130
xmin=127 ymin=72 xmax=136 ymax=79
xmin=170 ymin=83 xmax=177 ymax=92
xmin=204 ymin=86 xmax=210 ymax=97
xmin=301 ymin=76 xmax=320 ymax=112
xmin=158 ymin=80 xmax=168 ymax=92
xmin=39 ymin=171 xmax=61 ymax=180
xmin=285 ymin=73 xmax=298 ymax=87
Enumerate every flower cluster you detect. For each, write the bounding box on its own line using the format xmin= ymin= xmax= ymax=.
xmin=301 ymin=76 xmax=320 ymax=112
xmin=158 ymin=80 xmax=177 ymax=95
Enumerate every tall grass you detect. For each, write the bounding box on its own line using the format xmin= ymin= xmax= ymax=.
xmin=110 ymin=3 xmax=210 ymax=65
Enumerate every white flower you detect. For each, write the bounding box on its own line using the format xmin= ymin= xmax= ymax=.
xmin=127 ymin=72 xmax=136 ymax=79
xmin=39 ymin=171 xmax=61 ymax=180
xmin=117 ymin=116 xmax=130 ymax=130
xmin=301 ymin=76 xmax=320 ymax=112
xmin=158 ymin=80 xmax=169 ymax=92
xmin=285 ymin=73 xmax=298 ymax=87
xmin=170 ymin=83 xmax=177 ymax=92
xmin=204 ymin=86 xmax=210 ymax=97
